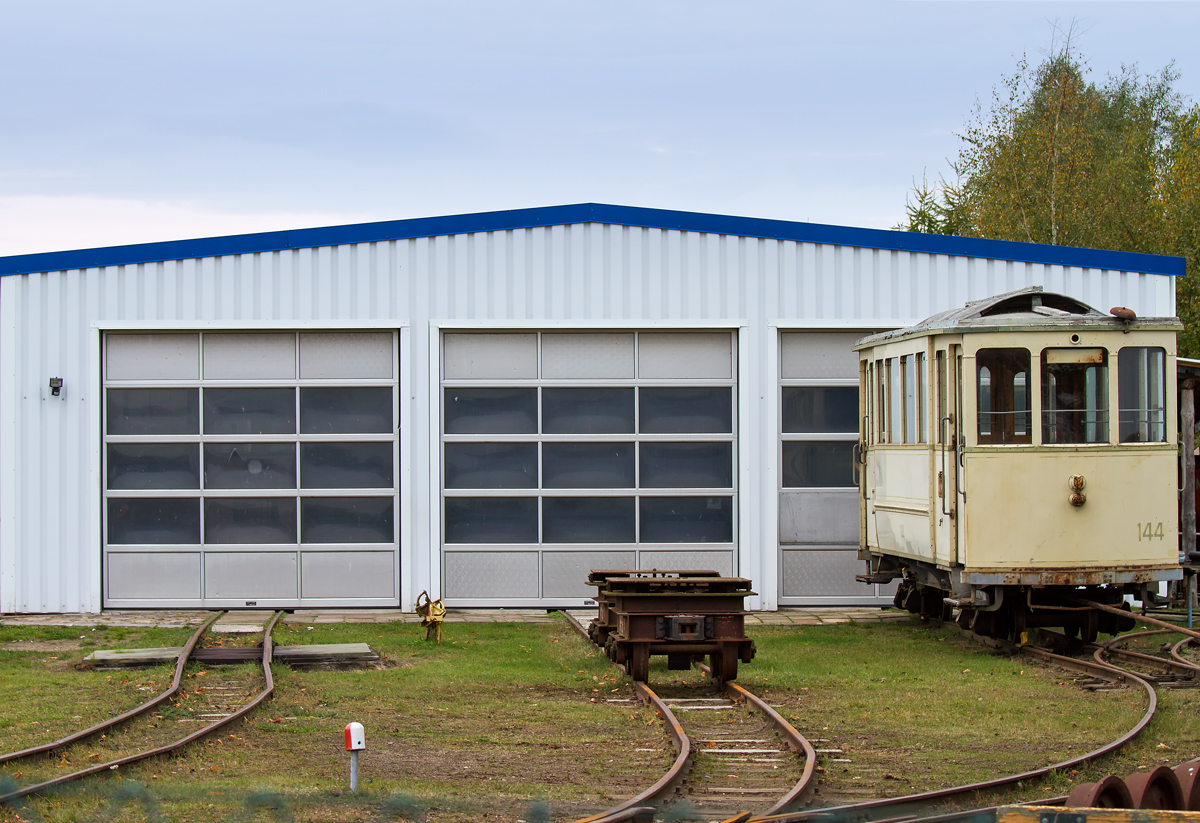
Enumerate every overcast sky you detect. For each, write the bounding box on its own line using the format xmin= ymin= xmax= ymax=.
xmin=0 ymin=1 xmax=1196 ymax=257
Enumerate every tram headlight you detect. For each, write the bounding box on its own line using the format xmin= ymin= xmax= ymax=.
xmin=1068 ymin=474 xmax=1087 ymax=507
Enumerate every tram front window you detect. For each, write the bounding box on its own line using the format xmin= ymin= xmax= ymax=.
xmin=1118 ymin=347 xmax=1166 ymax=442
xmin=1042 ymin=348 xmax=1109 ymax=444
xmin=976 ymin=348 xmax=1031 ymax=444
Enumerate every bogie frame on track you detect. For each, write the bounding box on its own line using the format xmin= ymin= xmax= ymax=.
xmin=586 ymin=569 xmax=755 ymax=682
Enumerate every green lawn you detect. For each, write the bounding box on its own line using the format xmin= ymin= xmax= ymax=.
xmin=0 ymin=615 xmax=1195 ymax=822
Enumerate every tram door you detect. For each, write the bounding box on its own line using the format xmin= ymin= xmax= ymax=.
xmin=933 ymin=345 xmax=961 ymax=566
xmin=951 ymin=345 xmax=963 ymax=564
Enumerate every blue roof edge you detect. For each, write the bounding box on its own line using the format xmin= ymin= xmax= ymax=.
xmin=0 ymin=202 xmax=1186 ymax=277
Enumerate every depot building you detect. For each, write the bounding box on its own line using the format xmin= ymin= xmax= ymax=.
xmin=0 ymin=204 xmax=1184 ymax=614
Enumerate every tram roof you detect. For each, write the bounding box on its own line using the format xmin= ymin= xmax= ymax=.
xmin=854 ymin=286 xmax=1182 ymax=349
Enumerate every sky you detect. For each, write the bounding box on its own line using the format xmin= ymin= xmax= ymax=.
xmin=0 ymin=1 xmax=1197 ymax=257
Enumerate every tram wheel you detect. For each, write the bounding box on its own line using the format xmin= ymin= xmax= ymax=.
xmin=710 ymin=648 xmax=738 ymax=683
xmin=627 ymin=644 xmax=650 ymax=682
xmin=1081 ymin=609 xmax=1099 ymax=645
xmin=1009 ymin=605 xmax=1028 ymax=644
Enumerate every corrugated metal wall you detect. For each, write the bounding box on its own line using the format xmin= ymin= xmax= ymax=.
xmin=0 ymin=222 xmax=1176 ymax=612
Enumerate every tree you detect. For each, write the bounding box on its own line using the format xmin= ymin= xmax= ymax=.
xmin=900 ymin=30 xmax=1200 ymax=354
xmin=1166 ymin=104 xmax=1200 ymax=356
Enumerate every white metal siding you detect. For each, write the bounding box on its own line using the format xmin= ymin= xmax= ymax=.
xmin=0 ymin=222 xmax=1176 ymax=612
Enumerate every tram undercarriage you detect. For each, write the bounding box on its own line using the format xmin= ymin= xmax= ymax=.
xmin=891 ymin=575 xmax=1139 ymax=643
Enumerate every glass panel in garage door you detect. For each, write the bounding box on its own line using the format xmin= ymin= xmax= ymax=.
xmin=103 ymin=331 xmax=399 ymax=608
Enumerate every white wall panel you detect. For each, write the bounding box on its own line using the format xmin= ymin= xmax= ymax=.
xmin=0 ymin=221 xmax=1179 ymax=612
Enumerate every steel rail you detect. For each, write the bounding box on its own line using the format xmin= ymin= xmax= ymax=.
xmin=746 ymin=626 xmax=1160 ymax=823
xmin=1038 ymin=628 xmax=1199 ymax=679
xmin=563 ymin=611 xmax=817 ymax=822
xmin=0 ymin=611 xmax=223 ymax=766
xmin=562 ymin=611 xmax=692 ymax=823
xmin=564 ymin=609 xmax=1154 ymax=823
xmin=694 ymin=661 xmax=818 ymax=816
xmin=0 ymin=611 xmax=282 ymax=806
xmin=1172 ymin=636 xmax=1198 ymax=668
xmin=1094 ymin=637 xmax=1200 ymax=678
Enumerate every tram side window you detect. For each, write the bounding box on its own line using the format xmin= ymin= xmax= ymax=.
xmin=901 ymin=353 xmax=927 ymax=443
xmin=889 ymin=358 xmax=902 ymax=444
xmin=976 ymin=348 xmax=1032 ymax=444
xmin=1118 ymin=347 xmax=1166 ymax=442
xmin=904 ymin=355 xmax=916 ymax=443
xmin=935 ymin=351 xmax=946 ymax=444
xmin=876 ymin=359 xmax=886 ymax=443
xmin=868 ymin=364 xmax=878 ymax=448
xmin=921 ymin=355 xmax=931 ymax=443
xmin=1042 ymin=348 xmax=1108 ymax=444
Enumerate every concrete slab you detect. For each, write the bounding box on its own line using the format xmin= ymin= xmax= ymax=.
xmin=83 ymin=647 xmax=184 ymax=665
xmin=84 ymin=643 xmax=378 ymax=667
xmin=211 ymin=611 xmax=275 ymax=633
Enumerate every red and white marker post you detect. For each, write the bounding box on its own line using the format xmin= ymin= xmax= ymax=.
xmin=344 ymin=722 xmax=365 ymax=791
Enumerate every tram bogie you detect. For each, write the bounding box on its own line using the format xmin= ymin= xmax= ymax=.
xmin=854 ymin=287 xmax=1183 ymax=640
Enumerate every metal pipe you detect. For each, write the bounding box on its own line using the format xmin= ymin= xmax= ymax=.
xmin=1074 ymin=597 xmax=1200 ymax=640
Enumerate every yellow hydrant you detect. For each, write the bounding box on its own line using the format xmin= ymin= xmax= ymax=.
xmin=415 ymin=590 xmax=446 ymax=643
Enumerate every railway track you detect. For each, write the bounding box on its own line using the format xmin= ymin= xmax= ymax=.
xmin=0 ymin=610 xmax=280 ymax=807
xmin=564 ymin=611 xmax=816 ymax=823
xmin=1093 ymin=629 xmax=1200 ymax=684
xmin=741 ymin=623 xmax=1180 ymax=823
xmin=565 ymin=608 xmax=1188 ymax=823
xmin=1173 ymin=635 xmax=1199 ymax=668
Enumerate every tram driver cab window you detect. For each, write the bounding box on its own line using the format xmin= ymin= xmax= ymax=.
xmin=976 ymin=348 xmax=1031 ymax=444
xmin=1118 ymin=347 xmax=1166 ymax=442
xmin=1042 ymin=348 xmax=1109 ymax=444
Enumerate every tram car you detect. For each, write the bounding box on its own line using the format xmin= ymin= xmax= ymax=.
xmin=854 ymin=287 xmax=1183 ymax=642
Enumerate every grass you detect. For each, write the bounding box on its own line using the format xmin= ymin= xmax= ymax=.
xmin=724 ymin=620 xmax=1198 ymax=806
xmin=0 ymin=625 xmax=196 ymax=755
xmin=0 ymin=615 xmax=1197 ymax=822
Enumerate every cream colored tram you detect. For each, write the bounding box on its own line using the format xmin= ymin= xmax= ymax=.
xmin=855 ymin=287 xmax=1182 ymax=641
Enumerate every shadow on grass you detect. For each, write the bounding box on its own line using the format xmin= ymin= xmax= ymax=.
xmin=0 ymin=776 xmax=435 ymax=823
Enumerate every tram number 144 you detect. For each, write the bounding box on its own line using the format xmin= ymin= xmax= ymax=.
xmin=1137 ymin=522 xmax=1165 ymax=541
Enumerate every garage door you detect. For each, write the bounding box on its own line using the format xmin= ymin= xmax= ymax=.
xmin=103 ymin=331 xmax=399 ymax=608
xmin=441 ymin=331 xmax=737 ymax=605
xmin=779 ymin=331 xmax=895 ymax=605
